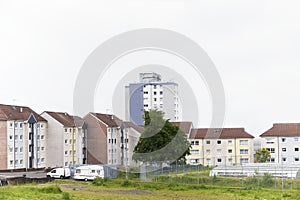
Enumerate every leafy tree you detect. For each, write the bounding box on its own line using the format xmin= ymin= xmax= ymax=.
xmin=133 ymin=110 xmax=191 ymax=164
xmin=255 ymin=148 xmax=271 ymax=163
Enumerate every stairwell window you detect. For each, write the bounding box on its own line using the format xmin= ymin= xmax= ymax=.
xmin=240 ymin=140 xmax=248 ymax=146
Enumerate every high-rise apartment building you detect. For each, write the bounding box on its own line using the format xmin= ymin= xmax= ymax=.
xmin=125 ymin=72 xmax=181 ymax=126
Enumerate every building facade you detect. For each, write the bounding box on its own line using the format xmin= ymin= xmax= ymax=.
xmin=186 ymin=128 xmax=254 ymax=166
xmin=84 ymin=113 xmax=120 ymax=165
xmin=260 ymin=123 xmax=300 ymax=165
xmin=41 ymin=111 xmax=87 ymax=167
xmin=0 ymin=104 xmax=47 ymax=170
xmin=125 ymin=72 xmax=181 ymax=126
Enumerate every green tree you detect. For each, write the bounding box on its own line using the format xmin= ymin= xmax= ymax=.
xmin=255 ymin=148 xmax=271 ymax=163
xmin=133 ymin=110 xmax=191 ymax=164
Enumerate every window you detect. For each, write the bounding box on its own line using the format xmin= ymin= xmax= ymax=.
xmin=41 ymin=158 xmax=45 ymax=163
xmin=20 ymin=135 xmax=23 ymax=140
xmin=295 ymin=148 xmax=299 ymax=152
xmin=41 ymin=147 xmax=45 ymax=151
xmin=228 ymin=140 xmax=232 ymax=145
xmin=217 ymin=158 xmax=222 ymax=163
xmin=9 ymin=135 xmax=12 ymax=140
xmin=206 ymin=140 xmax=210 ymax=145
xmin=240 ymin=149 xmax=248 ymax=155
xmin=73 ymin=139 xmax=76 ymax=144
xmin=267 ymin=148 xmax=275 ymax=153
xmin=240 ymin=158 xmax=249 ymax=164
xmin=20 ymin=147 xmax=23 ymax=152
xmin=41 ymin=135 xmax=44 ymax=140
xmin=10 ymin=123 xmax=13 ymax=127
xmin=295 ymin=157 xmax=299 ymax=162
xmin=281 ymin=138 xmax=286 ymax=143
xmin=10 ymin=160 xmax=13 ymax=166
xmin=15 ymin=123 xmax=18 ymax=128
xmin=154 ymin=98 xmax=157 ymax=101
xmin=282 ymin=148 xmax=286 ymax=152
xmin=206 ymin=149 xmax=210 ymax=154
xmin=65 ymin=139 xmax=68 ymax=144
xmin=14 ymin=135 xmax=18 ymax=140
xmin=143 ymin=91 xmax=148 ymax=94
xmin=70 ymin=151 xmax=72 ymax=155
xmin=144 ymin=104 xmax=148 ymax=107
xmin=9 ymin=148 xmax=13 ymax=153
xmin=37 ymin=135 xmax=40 ymax=139
xmin=69 ymin=139 xmax=72 ymax=144
xmin=268 ymin=158 xmax=275 ymax=163
xmin=37 ymin=147 xmax=40 ymax=151
xmin=228 ymin=149 xmax=232 ymax=154
xmin=228 ymin=158 xmax=233 ymax=163
xmin=20 ymin=160 xmax=23 ymax=165
xmin=65 ymin=162 xmax=68 ymax=166
xmin=153 ymin=85 xmax=157 ymax=89
xmin=65 ymin=151 xmax=68 ymax=155
xmin=65 ymin=129 xmax=67 ymax=132
xmin=190 ymin=150 xmax=199 ymax=155
xmin=19 ymin=123 xmax=23 ymax=129
xmin=294 ymin=137 xmax=299 ymax=142
xmin=266 ymin=138 xmax=275 ymax=144
xmin=15 ymin=148 xmax=18 ymax=152
xmin=154 ymin=91 xmax=157 ymax=95
xmin=191 ymin=141 xmax=194 ymax=145
xmin=282 ymin=157 xmax=287 ymax=162
xmin=206 ymin=158 xmax=211 ymax=164
xmin=217 ymin=140 xmax=221 ymax=144
xmin=240 ymin=140 xmax=248 ymax=146
xmin=15 ymin=160 xmax=18 ymax=165
xmin=217 ymin=149 xmax=222 ymax=154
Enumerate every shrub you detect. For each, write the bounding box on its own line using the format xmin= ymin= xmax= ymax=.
xmin=92 ymin=177 xmax=106 ymax=186
xmin=261 ymin=173 xmax=275 ymax=187
xmin=39 ymin=186 xmax=62 ymax=194
xmin=62 ymin=192 xmax=70 ymax=200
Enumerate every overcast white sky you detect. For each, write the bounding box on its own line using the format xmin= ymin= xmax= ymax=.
xmin=1 ymin=0 xmax=300 ymax=137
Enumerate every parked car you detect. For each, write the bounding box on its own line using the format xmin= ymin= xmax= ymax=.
xmin=46 ymin=167 xmax=71 ymax=179
xmin=73 ymin=165 xmax=104 ymax=181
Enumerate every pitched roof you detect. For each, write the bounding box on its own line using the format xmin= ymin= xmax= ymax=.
xmin=91 ymin=113 xmax=118 ymax=127
xmin=260 ymin=123 xmax=300 ymax=137
xmin=124 ymin=121 xmax=144 ymax=133
xmin=0 ymin=104 xmax=46 ymax=122
xmin=171 ymin=121 xmax=193 ymax=134
xmin=43 ymin=111 xmax=84 ymax=127
xmin=189 ymin=128 xmax=254 ymax=139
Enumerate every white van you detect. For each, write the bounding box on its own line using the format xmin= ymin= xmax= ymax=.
xmin=47 ymin=167 xmax=71 ymax=179
xmin=73 ymin=165 xmax=104 ymax=181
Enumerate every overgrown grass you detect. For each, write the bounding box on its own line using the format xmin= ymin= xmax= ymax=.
xmin=1 ymin=169 xmax=300 ymax=199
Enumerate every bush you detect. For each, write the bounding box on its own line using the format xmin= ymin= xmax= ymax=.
xmin=62 ymin=192 xmax=70 ymax=200
xmin=92 ymin=177 xmax=106 ymax=186
xmin=39 ymin=186 xmax=62 ymax=194
xmin=261 ymin=173 xmax=275 ymax=187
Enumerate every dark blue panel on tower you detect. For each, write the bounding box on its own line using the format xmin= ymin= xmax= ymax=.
xmin=129 ymin=83 xmax=144 ymax=126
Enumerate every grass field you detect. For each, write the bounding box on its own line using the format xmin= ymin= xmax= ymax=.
xmin=1 ymin=169 xmax=300 ymax=200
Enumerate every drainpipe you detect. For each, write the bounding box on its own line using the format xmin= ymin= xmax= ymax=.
xmin=13 ymin=121 xmax=16 ymax=169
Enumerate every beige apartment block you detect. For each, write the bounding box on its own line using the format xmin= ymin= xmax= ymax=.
xmin=187 ymin=128 xmax=254 ymax=166
xmin=41 ymin=111 xmax=87 ymax=167
xmin=0 ymin=104 xmax=47 ymax=170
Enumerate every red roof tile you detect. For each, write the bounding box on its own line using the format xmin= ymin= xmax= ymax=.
xmin=171 ymin=121 xmax=193 ymax=134
xmin=43 ymin=111 xmax=84 ymax=127
xmin=260 ymin=123 xmax=300 ymax=137
xmin=91 ymin=113 xmax=118 ymax=127
xmin=0 ymin=104 xmax=46 ymax=122
xmin=189 ymin=128 xmax=254 ymax=139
